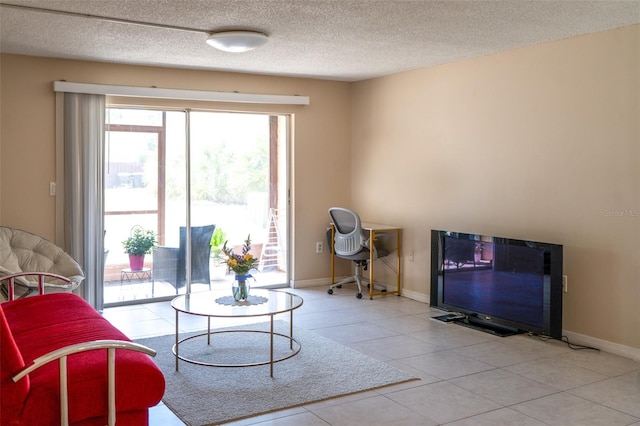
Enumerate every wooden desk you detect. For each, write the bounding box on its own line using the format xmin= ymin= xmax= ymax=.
xmin=330 ymin=222 xmax=402 ymax=299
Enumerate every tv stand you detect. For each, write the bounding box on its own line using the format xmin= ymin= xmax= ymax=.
xmin=453 ymin=315 xmax=520 ymax=337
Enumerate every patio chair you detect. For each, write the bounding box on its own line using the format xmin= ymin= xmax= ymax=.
xmin=152 ymin=225 xmax=215 ymax=294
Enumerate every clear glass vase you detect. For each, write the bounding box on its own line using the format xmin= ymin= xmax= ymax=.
xmin=232 ymin=274 xmax=251 ymax=301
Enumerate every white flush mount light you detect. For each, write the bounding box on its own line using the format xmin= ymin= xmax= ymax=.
xmin=206 ymin=30 xmax=268 ymax=53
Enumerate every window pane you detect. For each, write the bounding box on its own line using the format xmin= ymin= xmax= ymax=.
xmin=105 ymin=131 xmax=158 ymax=212
xmin=103 ymin=107 xmax=288 ymax=307
xmin=107 ymin=108 xmax=163 ymax=126
xmin=189 ymin=112 xmax=270 ymax=244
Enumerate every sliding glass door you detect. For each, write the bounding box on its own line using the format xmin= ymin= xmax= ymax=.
xmin=103 ymin=108 xmax=289 ymax=306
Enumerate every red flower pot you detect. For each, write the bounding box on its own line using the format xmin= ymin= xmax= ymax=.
xmin=128 ymin=254 xmax=145 ymax=271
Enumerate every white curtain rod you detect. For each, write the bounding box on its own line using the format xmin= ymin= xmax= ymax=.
xmin=53 ymin=81 xmax=310 ymax=106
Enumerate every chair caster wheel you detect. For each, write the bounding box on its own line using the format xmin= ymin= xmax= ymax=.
xmin=336 ymin=284 xmax=342 ymax=288
xmin=356 ymin=293 xmax=363 ymax=299
xmin=327 ymin=288 xmax=334 ymax=295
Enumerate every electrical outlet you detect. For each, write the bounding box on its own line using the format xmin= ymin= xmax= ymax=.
xmin=408 ymin=251 xmax=414 ymax=261
xmin=562 ymin=275 xmax=568 ymax=293
xmin=315 ymin=241 xmax=323 ymax=254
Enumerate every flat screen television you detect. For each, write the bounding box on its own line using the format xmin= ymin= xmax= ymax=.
xmin=430 ymin=229 xmax=563 ymax=339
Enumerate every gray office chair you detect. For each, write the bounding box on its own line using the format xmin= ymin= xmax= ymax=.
xmin=327 ymin=207 xmax=388 ymax=299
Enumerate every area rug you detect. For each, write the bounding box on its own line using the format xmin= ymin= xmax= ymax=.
xmin=136 ymin=321 xmax=418 ymax=426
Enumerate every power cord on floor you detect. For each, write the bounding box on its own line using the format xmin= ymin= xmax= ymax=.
xmin=526 ymin=332 xmax=600 ymax=351
xmin=560 ymin=335 xmax=600 ymax=351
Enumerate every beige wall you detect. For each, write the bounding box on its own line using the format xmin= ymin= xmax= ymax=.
xmin=351 ymin=25 xmax=640 ymax=350
xmin=0 ymin=54 xmax=351 ymax=281
xmin=1 ymin=24 xmax=638 ymax=353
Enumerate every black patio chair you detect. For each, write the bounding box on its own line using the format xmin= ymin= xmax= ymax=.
xmin=152 ymin=225 xmax=215 ymax=294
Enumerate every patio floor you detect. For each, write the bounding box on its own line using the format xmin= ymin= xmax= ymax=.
xmin=103 ymin=269 xmax=288 ymax=306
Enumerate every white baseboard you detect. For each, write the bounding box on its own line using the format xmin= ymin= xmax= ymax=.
xmin=291 ymin=277 xmax=331 ymax=288
xmin=291 ymin=278 xmax=430 ymax=303
xmin=399 ymin=288 xmax=429 ymax=303
xmin=562 ymin=330 xmax=640 ymax=362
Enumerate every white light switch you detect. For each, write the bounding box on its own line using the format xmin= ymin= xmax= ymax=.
xmin=49 ymin=182 xmax=56 ymax=196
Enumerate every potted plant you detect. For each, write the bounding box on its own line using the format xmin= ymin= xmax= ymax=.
xmin=122 ymin=226 xmax=157 ymax=271
xmin=209 ymin=227 xmax=228 ymax=280
xmin=210 ymin=227 xmax=227 ymax=263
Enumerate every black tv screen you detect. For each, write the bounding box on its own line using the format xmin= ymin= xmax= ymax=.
xmin=430 ymin=230 xmax=563 ymax=339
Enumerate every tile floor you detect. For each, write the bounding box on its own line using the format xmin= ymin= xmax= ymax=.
xmin=102 ymin=286 xmax=640 ymax=425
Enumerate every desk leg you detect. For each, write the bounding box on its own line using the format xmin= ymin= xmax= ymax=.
xmin=369 ymin=229 xmax=375 ymax=299
xmin=330 ymin=226 xmax=335 ymax=284
xmin=396 ymin=229 xmax=402 ymax=295
xmin=367 ymin=228 xmax=402 ymax=298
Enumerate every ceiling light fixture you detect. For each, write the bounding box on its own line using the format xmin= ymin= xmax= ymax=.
xmin=206 ymin=30 xmax=268 ymax=53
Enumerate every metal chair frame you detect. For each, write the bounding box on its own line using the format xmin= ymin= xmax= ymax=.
xmin=12 ymin=340 xmax=157 ymax=426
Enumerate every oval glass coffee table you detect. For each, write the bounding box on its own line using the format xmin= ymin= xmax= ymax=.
xmin=171 ymin=289 xmax=303 ymax=377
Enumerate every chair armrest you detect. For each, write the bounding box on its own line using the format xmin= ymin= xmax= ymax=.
xmin=12 ymin=339 xmax=156 ymax=381
xmin=0 ymin=272 xmax=73 ymax=301
xmin=12 ymin=339 xmax=157 ymax=426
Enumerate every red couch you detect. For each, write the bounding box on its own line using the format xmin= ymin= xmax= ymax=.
xmin=1 ymin=293 xmax=165 ymax=425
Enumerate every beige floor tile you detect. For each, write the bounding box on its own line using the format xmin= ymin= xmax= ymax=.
xmin=444 ymin=407 xmax=547 ymax=425
xmin=512 ymin=392 xmax=639 ymax=425
xmin=410 ymin=325 xmax=499 ymax=350
xmin=246 ymin=411 xmax=330 ymax=426
xmin=561 ymin=349 xmax=640 ymax=377
xmin=570 ymin=371 xmax=640 ymax=418
xmin=103 ymin=285 xmax=640 ymax=426
xmin=385 ymin=381 xmax=502 ymax=424
xmin=449 ymin=369 xmax=559 ymax=405
xmin=371 ymin=314 xmax=441 ymax=334
xmin=223 ymin=407 xmax=311 ymax=425
xmin=349 ymin=334 xmax=442 ymax=361
xmin=452 ymin=340 xmax=545 ymax=367
xmin=505 ymin=357 xmax=610 ymax=390
xmin=397 ymin=349 xmax=495 ymax=379
xmin=310 ymin=394 xmax=437 ymax=426
xmin=311 ymin=321 xmax=400 ymax=345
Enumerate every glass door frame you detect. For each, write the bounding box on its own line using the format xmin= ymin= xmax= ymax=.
xmin=103 ymin=106 xmax=291 ymax=307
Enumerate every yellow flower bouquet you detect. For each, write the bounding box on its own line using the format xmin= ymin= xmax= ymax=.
xmin=222 ymin=234 xmax=258 ymax=275
xmin=222 ymin=235 xmax=258 ymax=301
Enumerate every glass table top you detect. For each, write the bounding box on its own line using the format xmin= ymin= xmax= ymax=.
xmin=171 ymin=289 xmax=303 ymax=318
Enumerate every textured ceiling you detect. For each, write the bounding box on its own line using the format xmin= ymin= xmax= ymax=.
xmin=1 ymin=0 xmax=639 ymax=82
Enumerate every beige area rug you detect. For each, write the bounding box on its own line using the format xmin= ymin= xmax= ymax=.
xmin=137 ymin=321 xmax=418 ymax=426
